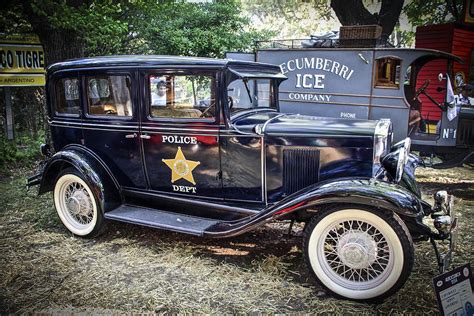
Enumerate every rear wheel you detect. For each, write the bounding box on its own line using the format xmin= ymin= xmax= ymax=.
xmin=54 ymin=168 xmax=104 ymax=237
xmin=303 ymin=206 xmax=414 ymax=301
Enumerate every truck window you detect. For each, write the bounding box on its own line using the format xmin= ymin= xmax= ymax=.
xmin=86 ymin=75 xmax=132 ymax=117
xmin=55 ymin=78 xmax=80 ymax=115
xmin=375 ymin=58 xmax=401 ymax=88
xmin=149 ymin=74 xmax=216 ymax=119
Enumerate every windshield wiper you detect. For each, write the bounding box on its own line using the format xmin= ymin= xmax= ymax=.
xmin=243 ymin=79 xmax=253 ymax=105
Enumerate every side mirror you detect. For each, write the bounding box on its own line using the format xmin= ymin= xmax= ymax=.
xmin=438 ymin=73 xmax=446 ymax=82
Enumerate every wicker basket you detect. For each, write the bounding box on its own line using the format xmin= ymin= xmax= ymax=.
xmin=339 ymin=25 xmax=382 ymax=39
xmin=338 ymin=25 xmax=383 ymax=48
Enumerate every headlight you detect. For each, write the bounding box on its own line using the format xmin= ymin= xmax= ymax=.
xmin=373 ymin=119 xmax=392 ymax=176
xmin=395 ymin=138 xmax=411 ymax=182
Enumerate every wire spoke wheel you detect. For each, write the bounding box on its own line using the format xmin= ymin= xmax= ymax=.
xmin=54 ymin=170 xmax=101 ymax=237
xmin=304 ymin=207 xmax=413 ymax=301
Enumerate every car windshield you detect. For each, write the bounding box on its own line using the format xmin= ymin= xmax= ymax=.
xmin=227 ymin=78 xmax=274 ymax=114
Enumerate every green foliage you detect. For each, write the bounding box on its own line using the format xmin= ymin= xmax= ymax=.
xmin=404 ymin=0 xmax=464 ymax=26
xmin=0 ymin=132 xmax=45 ymax=172
xmin=242 ymin=0 xmax=335 ymax=38
xmin=129 ymin=1 xmax=270 ymax=57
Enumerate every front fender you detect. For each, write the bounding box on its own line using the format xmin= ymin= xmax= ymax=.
xmin=37 ymin=145 xmax=121 ymax=213
xmin=204 ymin=178 xmax=429 ymax=238
xmin=270 ymin=178 xmax=423 ymax=219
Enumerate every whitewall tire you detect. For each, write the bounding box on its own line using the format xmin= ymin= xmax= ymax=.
xmin=304 ymin=206 xmax=414 ymax=301
xmin=54 ymin=169 xmax=104 ymax=237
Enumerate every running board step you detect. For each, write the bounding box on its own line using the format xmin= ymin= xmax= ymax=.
xmin=104 ymin=205 xmax=219 ymax=236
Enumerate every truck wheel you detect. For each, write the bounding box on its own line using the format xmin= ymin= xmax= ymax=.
xmin=303 ymin=206 xmax=414 ymax=301
xmin=54 ymin=168 xmax=104 ymax=237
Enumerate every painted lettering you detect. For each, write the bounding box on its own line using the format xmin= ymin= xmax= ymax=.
xmin=288 ymin=93 xmax=331 ymax=103
xmin=313 ymin=74 xmax=325 ymax=89
xmin=315 ymin=58 xmax=323 ymax=70
xmin=287 ymin=59 xmax=295 ymax=72
xmin=304 ymin=57 xmax=315 ymax=69
xmin=172 ymin=185 xmax=197 ymax=193
xmin=281 ymin=57 xmax=355 ymax=81
xmin=279 ymin=62 xmax=288 ymax=74
xmin=339 ymin=65 xmax=349 ymax=79
xmin=162 ymin=135 xmax=197 ymax=144
xmin=340 ymin=112 xmax=356 ymax=119
xmin=323 ymin=59 xmax=332 ymax=72
xmin=295 ymin=58 xmax=304 ymax=70
xmin=330 ymin=61 xmax=340 ymax=75
xmin=295 ymin=74 xmax=302 ymax=88
xmin=303 ymin=74 xmax=313 ymax=88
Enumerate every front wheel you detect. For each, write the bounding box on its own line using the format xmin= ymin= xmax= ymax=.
xmin=303 ymin=206 xmax=414 ymax=301
xmin=54 ymin=168 xmax=104 ymax=237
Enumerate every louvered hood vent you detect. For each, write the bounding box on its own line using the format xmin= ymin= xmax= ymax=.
xmin=283 ymin=148 xmax=320 ymax=195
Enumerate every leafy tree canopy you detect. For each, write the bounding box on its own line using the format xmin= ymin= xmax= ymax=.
xmin=404 ymin=0 xmax=464 ymax=26
xmin=1 ymin=0 xmax=269 ymax=65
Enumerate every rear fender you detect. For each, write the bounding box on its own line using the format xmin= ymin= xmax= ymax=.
xmin=38 ymin=145 xmax=121 ymax=213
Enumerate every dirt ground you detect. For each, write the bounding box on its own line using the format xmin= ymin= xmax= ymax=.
xmin=0 ymin=165 xmax=473 ymax=314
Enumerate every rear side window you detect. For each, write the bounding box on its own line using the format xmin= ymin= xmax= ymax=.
xmin=55 ymin=78 xmax=80 ymax=115
xmin=87 ymin=75 xmax=132 ymax=117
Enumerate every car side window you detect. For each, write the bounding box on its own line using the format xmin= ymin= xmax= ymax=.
xmin=149 ymin=74 xmax=215 ymax=119
xmin=86 ymin=75 xmax=132 ymax=117
xmin=55 ymin=78 xmax=80 ymax=115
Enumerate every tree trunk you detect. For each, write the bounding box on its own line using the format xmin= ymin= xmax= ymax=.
xmin=330 ymin=0 xmax=404 ymax=39
xmin=21 ymin=1 xmax=86 ymax=66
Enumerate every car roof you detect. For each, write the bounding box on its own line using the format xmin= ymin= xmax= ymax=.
xmin=47 ymin=55 xmax=282 ymax=74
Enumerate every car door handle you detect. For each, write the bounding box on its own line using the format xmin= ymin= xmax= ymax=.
xmin=125 ymin=133 xmax=137 ymax=139
xmin=140 ymin=134 xmax=151 ymax=139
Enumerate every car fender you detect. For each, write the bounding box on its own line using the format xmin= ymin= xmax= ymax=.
xmin=204 ymin=178 xmax=429 ymax=238
xmin=270 ymin=178 xmax=423 ymax=219
xmin=38 ymin=144 xmax=121 ymax=213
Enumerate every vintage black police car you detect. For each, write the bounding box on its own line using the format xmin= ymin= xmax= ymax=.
xmin=28 ymin=55 xmax=456 ymax=301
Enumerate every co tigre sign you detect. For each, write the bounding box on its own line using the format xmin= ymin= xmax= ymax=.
xmin=0 ymin=34 xmax=45 ymax=86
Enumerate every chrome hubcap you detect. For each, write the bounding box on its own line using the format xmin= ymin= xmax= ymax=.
xmin=324 ymin=220 xmax=391 ymax=283
xmin=64 ymin=182 xmax=93 ymax=225
xmin=337 ymin=231 xmax=377 ymax=270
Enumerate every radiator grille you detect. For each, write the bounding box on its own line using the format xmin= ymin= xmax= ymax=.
xmin=283 ymin=148 xmax=320 ymax=195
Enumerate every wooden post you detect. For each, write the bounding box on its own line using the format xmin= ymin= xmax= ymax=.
xmin=4 ymin=87 xmax=14 ymax=140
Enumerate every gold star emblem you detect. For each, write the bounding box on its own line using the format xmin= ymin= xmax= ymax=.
xmin=162 ymin=146 xmax=200 ymax=185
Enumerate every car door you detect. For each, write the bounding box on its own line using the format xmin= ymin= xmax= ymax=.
xmin=81 ymin=70 xmax=147 ymax=189
xmin=140 ymin=69 xmax=223 ymax=199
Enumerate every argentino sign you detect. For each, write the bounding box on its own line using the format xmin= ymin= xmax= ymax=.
xmin=0 ymin=34 xmax=45 ymax=86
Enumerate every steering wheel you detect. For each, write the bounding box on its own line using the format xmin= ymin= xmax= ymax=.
xmin=104 ymin=109 xmax=117 ymax=115
xmin=199 ymin=102 xmax=215 ymax=118
xmin=414 ymin=80 xmax=430 ymax=99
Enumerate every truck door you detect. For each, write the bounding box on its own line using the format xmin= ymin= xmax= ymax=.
xmin=140 ymin=70 xmax=223 ymax=199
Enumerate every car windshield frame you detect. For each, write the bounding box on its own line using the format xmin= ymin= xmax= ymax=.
xmin=227 ymin=77 xmax=277 ymax=115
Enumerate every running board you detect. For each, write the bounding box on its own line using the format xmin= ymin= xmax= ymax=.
xmin=105 ymin=205 xmax=220 ymax=236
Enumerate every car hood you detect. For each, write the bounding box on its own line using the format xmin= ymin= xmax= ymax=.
xmin=232 ymin=111 xmax=378 ymax=138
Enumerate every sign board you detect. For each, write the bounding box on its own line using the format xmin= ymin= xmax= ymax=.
xmin=433 ymin=263 xmax=474 ymax=316
xmin=0 ymin=34 xmax=45 ymax=86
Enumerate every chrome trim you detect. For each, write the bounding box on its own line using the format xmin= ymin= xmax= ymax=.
xmin=141 ymin=130 xmax=218 ymax=137
xmin=121 ymin=188 xmax=259 ymax=215
xmin=261 ymin=113 xmax=287 ymax=134
xmin=140 ymin=125 xmax=220 ymax=133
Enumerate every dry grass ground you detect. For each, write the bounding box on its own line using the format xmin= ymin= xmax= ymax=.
xmin=0 ymin=165 xmax=473 ymax=314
